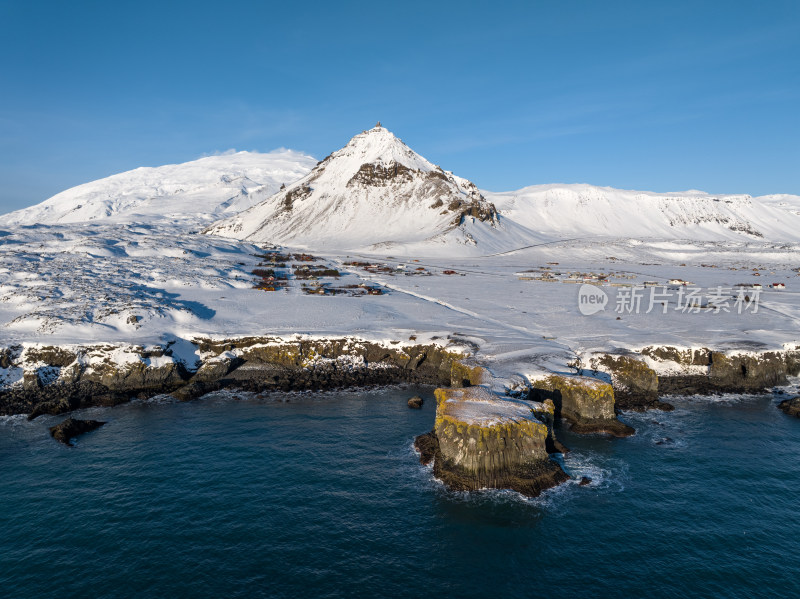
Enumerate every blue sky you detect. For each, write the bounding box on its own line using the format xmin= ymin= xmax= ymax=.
xmin=1 ymin=0 xmax=798 ymax=213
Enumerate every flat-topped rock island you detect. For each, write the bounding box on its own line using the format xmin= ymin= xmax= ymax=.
xmin=415 ymin=386 xmax=569 ymax=497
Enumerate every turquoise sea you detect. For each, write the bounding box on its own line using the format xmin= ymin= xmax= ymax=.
xmin=1 ymin=387 xmax=798 ymax=598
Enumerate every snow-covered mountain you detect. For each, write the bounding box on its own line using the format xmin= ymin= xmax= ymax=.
xmin=486 ymin=184 xmax=800 ymax=242
xmin=1 ymin=150 xmax=316 ymax=227
xmin=204 ymin=125 xmax=501 ymax=251
xmin=4 ymin=125 xmax=800 ymax=254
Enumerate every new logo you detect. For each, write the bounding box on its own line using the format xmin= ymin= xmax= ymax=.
xmin=578 ymin=284 xmax=608 ymax=316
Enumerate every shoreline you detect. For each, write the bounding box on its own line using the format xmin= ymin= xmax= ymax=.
xmin=2 ymin=336 xmax=797 ymax=496
xmin=3 ymin=337 xmax=798 ymax=420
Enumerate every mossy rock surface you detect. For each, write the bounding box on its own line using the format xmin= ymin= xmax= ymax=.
xmin=530 ymin=374 xmax=634 ymax=437
xmin=432 ymin=387 xmax=555 ymax=490
xmin=534 ymin=375 xmax=616 ymax=421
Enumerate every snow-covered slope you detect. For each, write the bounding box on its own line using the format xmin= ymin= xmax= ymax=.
xmin=486 ymin=184 xmax=800 ymax=243
xmin=204 ymin=126 xmax=501 ymax=251
xmin=4 ymin=126 xmax=799 ymax=254
xmin=2 ymin=150 xmax=316 ymax=227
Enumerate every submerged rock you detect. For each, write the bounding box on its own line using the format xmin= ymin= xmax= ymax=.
xmin=49 ymin=417 xmax=105 ymax=445
xmin=778 ymin=397 xmax=800 ymax=417
xmin=531 ymin=375 xmax=635 ymax=437
xmin=407 ymin=395 xmax=423 ymax=409
xmin=414 ymin=387 xmax=568 ymax=497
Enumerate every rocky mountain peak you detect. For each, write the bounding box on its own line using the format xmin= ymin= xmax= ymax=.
xmin=205 ymin=126 xmax=498 ymax=249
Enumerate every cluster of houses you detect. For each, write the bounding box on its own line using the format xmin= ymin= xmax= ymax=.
xmin=517 ymin=268 xmax=611 ymax=285
xmin=516 ymin=266 xmax=789 ymax=291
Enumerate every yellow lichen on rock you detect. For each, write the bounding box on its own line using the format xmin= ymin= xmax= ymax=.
xmin=433 ymin=386 xmax=550 ymax=479
xmin=531 ymin=374 xmax=634 ymax=437
xmin=449 ymin=361 xmax=488 ymax=388
xmin=539 ymin=374 xmax=615 ymax=421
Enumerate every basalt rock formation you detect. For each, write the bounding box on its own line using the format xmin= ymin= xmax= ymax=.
xmin=581 ymin=347 xmax=800 ymax=411
xmin=586 ymin=354 xmax=671 ymax=411
xmin=530 ymin=375 xmax=635 ymax=437
xmin=414 ymin=387 xmax=568 ymax=497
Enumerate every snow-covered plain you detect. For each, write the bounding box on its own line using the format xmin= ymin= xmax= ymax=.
xmin=1 ymin=221 xmax=799 ymax=388
xmin=2 ymin=125 xmax=800 ymax=389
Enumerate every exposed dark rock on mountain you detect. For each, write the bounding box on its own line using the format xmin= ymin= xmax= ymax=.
xmin=205 ymin=125 xmax=498 ymax=249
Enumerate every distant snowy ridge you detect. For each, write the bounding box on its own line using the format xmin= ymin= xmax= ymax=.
xmin=1 ymin=150 xmax=316 ymax=227
xmin=487 ymin=184 xmax=800 ymax=242
xmin=204 ymin=126 xmax=500 ymax=251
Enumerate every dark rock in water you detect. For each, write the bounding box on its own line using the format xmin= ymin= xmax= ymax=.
xmin=49 ymin=418 xmax=105 ymax=446
xmin=579 ymin=477 xmax=592 ymax=486
xmin=413 ymin=430 xmax=438 ymax=466
xmin=171 ymin=380 xmax=220 ymax=402
xmin=570 ymin=418 xmax=636 ymax=437
xmin=407 ymin=395 xmax=423 ymax=409
xmin=778 ymin=397 xmax=800 ymax=418
xmin=655 ymin=437 xmax=674 ymax=446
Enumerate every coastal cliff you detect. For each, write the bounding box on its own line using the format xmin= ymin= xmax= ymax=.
xmin=0 ymin=338 xmax=472 ymax=418
xmin=581 ymin=346 xmax=800 ymax=412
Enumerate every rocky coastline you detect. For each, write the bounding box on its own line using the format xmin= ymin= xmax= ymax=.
xmin=582 ymin=346 xmax=800 ymax=413
xmin=0 ymin=337 xmax=481 ymax=419
xmin=2 ymin=338 xmax=798 ymax=490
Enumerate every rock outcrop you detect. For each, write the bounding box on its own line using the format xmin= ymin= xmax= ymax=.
xmin=414 ymin=387 xmax=568 ymax=497
xmin=581 ymin=347 xmax=800 ymax=411
xmin=778 ymin=397 xmax=800 ymax=417
xmin=587 ymin=354 xmax=671 ymax=411
xmin=530 ymin=375 xmax=635 ymax=437
xmin=49 ymin=417 xmax=105 ymax=445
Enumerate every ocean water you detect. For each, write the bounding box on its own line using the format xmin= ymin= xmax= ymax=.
xmin=1 ymin=387 xmax=798 ymax=598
